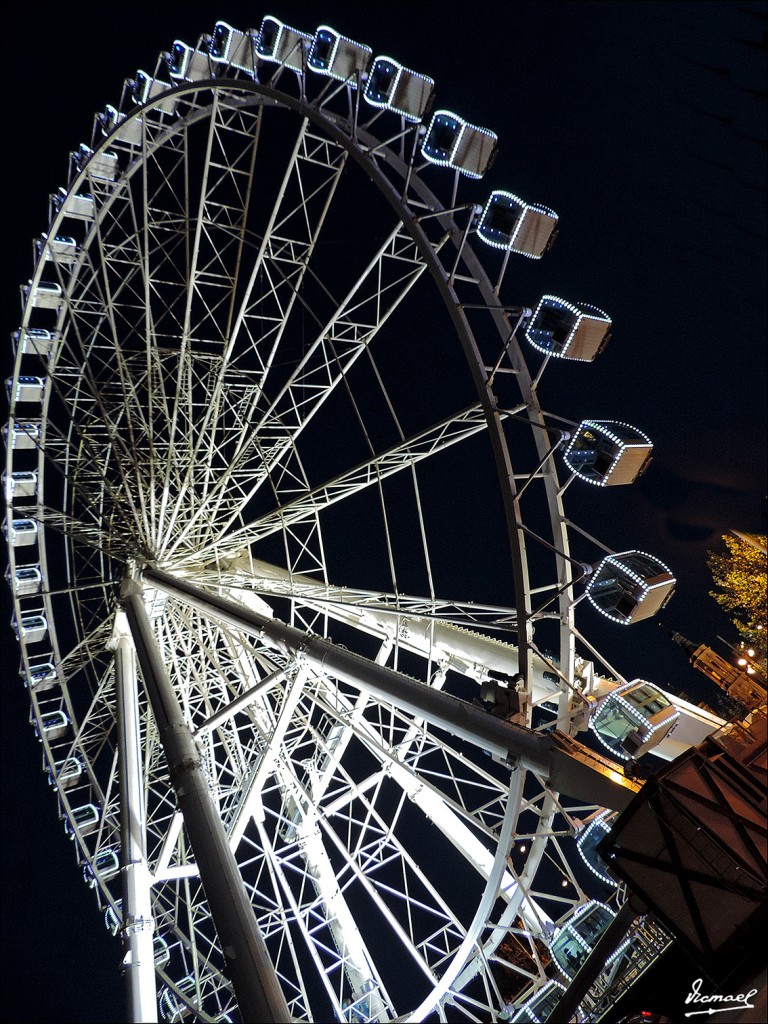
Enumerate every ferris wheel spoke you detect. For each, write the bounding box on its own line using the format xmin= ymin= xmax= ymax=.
xmin=246 ymin=879 xmax=317 ymax=1024
xmin=159 ymin=95 xmax=259 ymax=537
xmin=157 ymin=116 xmax=349 ymax=555
xmin=214 ymin=558 xmax=520 ymax=633
xmin=223 ymin=118 xmax=351 ymax=371
xmin=146 ymin=612 xmax=395 ymax=1019
xmin=150 ymin=881 xmax=232 ymax=1020
xmin=257 ymin=734 xmax=462 ymax=1002
xmin=311 ymin=776 xmax=473 ymax=991
xmin=210 ymin=559 xmax=534 ymax=702
xmin=301 ymin=676 xmax=549 ymax=935
xmin=253 ymin=822 xmax=383 ymax=1022
xmin=146 ymin=568 xmax=598 ymax=997
xmin=79 ymin=142 xmax=185 ymax=531
xmin=255 ymin=770 xmax=398 ymax=1021
xmin=163 ymin=222 xmax=437 ymax=562
xmin=186 ymin=606 xmax=544 ymax=1015
xmin=139 ymin=113 xmax=206 ymax=548
xmin=151 ymin=585 xmax=532 ymax=1015
xmin=319 ymin=709 xmax=517 ymax=890
xmin=67 ymin=100 xmax=258 ymax=554
xmin=31 ymin=499 xmax=125 ymax=559
xmin=251 ymin=222 xmax=439 ymax=454
xmin=57 ymin=358 xmax=177 ymax=559
xmin=50 ymin=282 xmax=159 ymax=546
xmin=228 ymin=650 xmax=512 ymax=873
xmin=191 ymin=403 xmax=492 ymax=565
xmin=49 ymin=634 xmax=116 ymax=790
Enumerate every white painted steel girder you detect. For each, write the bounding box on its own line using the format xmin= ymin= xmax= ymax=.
xmin=111 ymin=611 xmax=158 ymax=1023
xmin=143 ymin=565 xmax=640 ymax=812
xmin=214 ymin=559 xmax=722 ymax=759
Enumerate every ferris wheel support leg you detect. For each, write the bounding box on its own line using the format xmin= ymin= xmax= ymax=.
xmin=120 ymin=581 xmax=292 ymax=1024
xmin=113 ymin=611 xmax=158 ymax=1023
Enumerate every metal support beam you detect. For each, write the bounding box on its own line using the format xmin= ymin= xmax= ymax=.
xmin=143 ymin=565 xmax=640 ymax=811
xmin=112 ymin=611 xmax=158 ymax=1023
xmin=120 ymin=580 xmax=291 ymax=1024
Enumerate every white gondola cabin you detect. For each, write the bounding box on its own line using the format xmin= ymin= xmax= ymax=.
xmin=65 ymin=803 xmax=101 ymax=837
xmin=509 ymin=980 xmax=566 ymax=1023
xmin=3 ymin=470 xmax=39 ymax=500
xmin=551 ymin=901 xmax=615 ymax=979
xmin=37 ymin=709 xmax=70 ymax=741
xmin=12 ymin=611 xmax=48 ymax=643
xmin=131 ymin=71 xmax=177 ymax=115
xmin=52 ymin=189 xmax=95 ymax=222
xmin=72 ymin=144 xmax=119 ymax=181
xmin=5 ymin=517 xmax=39 ymax=547
xmin=24 ymin=659 xmax=59 ymax=691
xmin=159 ymin=976 xmax=198 ymax=1022
xmin=98 ymin=104 xmax=143 ymax=147
xmin=105 ymin=900 xmax=122 ymax=936
xmin=167 ymin=41 xmax=211 ymax=81
xmin=153 ymin=935 xmax=171 ymax=967
xmin=255 ymin=16 xmax=312 ymax=72
xmin=23 ymin=280 xmax=63 ymax=310
xmin=590 ymin=680 xmax=680 ymax=760
xmin=421 ymin=110 xmax=497 ymax=179
xmin=13 ymin=328 xmax=58 ymax=358
xmin=4 ymin=420 xmax=42 ymax=449
xmin=586 ymin=551 xmax=676 ymax=624
xmin=308 ymin=26 xmax=372 ymax=82
xmin=84 ymin=849 xmax=120 ymax=887
xmin=209 ymin=22 xmax=256 ymax=73
xmin=37 ymin=234 xmax=78 ymax=265
xmin=7 ymin=376 xmax=45 ymax=404
xmin=6 ymin=564 xmax=42 ymax=596
xmin=477 ymin=191 xmax=558 ymax=258
xmin=364 ymin=56 xmax=434 ymax=122
xmin=525 ymin=295 xmax=611 ymax=361
xmin=563 ymin=421 xmax=653 ymax=486
xmin=49 ymin=756 xmax=84 ymax=791
xmin=576 ymin=811 xmax=618 ymax=885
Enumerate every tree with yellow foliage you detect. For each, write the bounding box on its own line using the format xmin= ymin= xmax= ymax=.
xmin=708 ymin=533 xmax=767 ymax=671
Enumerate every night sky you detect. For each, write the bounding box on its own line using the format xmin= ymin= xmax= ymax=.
xmin=2 ymin=3 xmax=765 ymax=1022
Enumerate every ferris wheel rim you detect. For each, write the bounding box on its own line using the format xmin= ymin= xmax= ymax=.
xmin=16 ymin=72 xmax=573 ymax=619
xmin=5 ymin=56 xmax=597 ymax=1024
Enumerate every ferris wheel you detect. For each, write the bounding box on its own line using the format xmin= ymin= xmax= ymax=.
xmin=4 ymin=15 xmax=707 ymax=1024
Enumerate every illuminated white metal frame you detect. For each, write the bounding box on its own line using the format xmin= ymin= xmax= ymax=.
xmin=2 ymin=20 xmax=713 ymax=1024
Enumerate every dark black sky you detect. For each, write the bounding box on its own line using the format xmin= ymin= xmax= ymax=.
xmin=2 ymin=3 xmax=765 ymax=1022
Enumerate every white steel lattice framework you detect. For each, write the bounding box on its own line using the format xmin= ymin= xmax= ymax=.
xmin=4 ymin=19 xmax=701 ymax=1024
